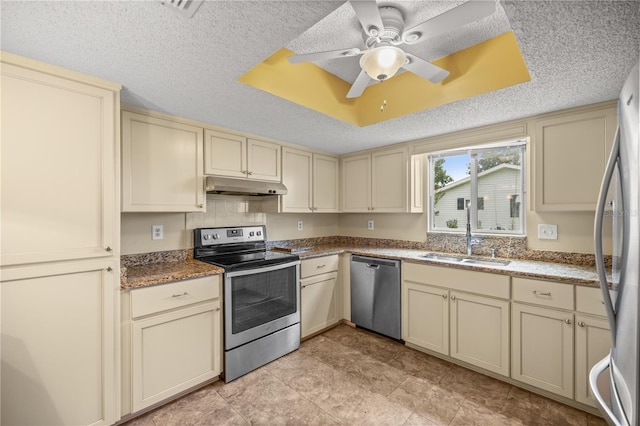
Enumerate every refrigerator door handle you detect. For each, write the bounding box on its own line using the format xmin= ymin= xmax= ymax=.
xmin=594 ymin=126 xmax=620 ymax=339
xmin=589 ymin=355 xmax=628 ymax=426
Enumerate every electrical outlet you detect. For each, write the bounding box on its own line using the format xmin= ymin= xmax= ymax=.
xmin=297 ymin=221 xmax=303 ymax=231
xmin=538 ymin=224 xmax=558 ymax=240
xmin=152 ymin=225 xmax=164 ymax=240
xmin=368 ymin=220 xmax=374 ymax=230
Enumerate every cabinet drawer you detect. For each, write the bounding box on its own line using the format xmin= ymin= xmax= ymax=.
xmin=301 ymin=255 xmax=339 ymax=278
xmin=131 ymin=276 xmax=220 ymax=318
xmin=576 ymin=286 xmax=607 ymax=316
xmin=512 ymin=277 xmax=574 ymax=310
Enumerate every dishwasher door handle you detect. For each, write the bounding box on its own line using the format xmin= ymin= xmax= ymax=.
xmin=365 ymin=264 xmax=380 ymax=269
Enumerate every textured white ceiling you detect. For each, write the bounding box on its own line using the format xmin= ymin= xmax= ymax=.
xmin=1 ymin=1 xmax=638 ymax=154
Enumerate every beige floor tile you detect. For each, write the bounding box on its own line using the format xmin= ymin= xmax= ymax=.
xmin=323 ymin=324 xmax=404 ymax=363
xmin=389 ymin=376 xmax=465 ymax=425
xmin=450 ymin=399 xmax=524 ymax=426
xmin=341 ymin=389 xmax=413 ymax=426
xmin=254 ymin=397 xmax=341 ymax=426
xmin=587 ymin=413 xmax=609 ymax=426
xmin=442 ymin=364 xmax=512 ymax=411
xmin=500 ymin=386 xmax=590 ymax=426
xmin=388 ymin=346 xmax=454 ymax=383
xmin=401 ymin=412 xmax=440 ymax=426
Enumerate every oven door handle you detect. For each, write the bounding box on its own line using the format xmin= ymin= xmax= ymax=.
xmin=225 ymin=260 xmax=301 ymax=278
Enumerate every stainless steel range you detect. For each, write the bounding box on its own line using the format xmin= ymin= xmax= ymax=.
xmin=193 ymin=225 xmax=300 ymax=382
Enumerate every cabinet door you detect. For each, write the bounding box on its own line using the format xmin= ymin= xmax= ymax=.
xmin=511 ymin=303 xmax=574 ymax=398
xmin=132 ymin=301 xmax=221 ymax=412
xmin=402 ymin=281 xmax=449 ymax=356
xmin=301 ymin=272 xmax=339 ymax=338
xmin=372 ymin=147 xmax=408 ymax=212
xmin=1 ymin=259 xmax=118 ymax=426
xmin=122 ymin=111 xmax=204 ymax=212
xmin=204 ymin=129 xmax=247 ymax=178
xmin=533 ymin=105 xmax=616 ymax=211
xmin=313 ymin=154 xmax=339 ymax=212
xmin=247 ymin=138 xmax=281 ymax=182
xmin=450 ymin=291 xmax=510 ymax=376
xmin=282 ymin=147 xmax=313 ymax=212
xmin=1 ymin=62 xmax=118 ymax=265
xmin=575 ymin=315 xmax=611 ymax=407
xmin=341 ymin=154 xmax=371 ymax=212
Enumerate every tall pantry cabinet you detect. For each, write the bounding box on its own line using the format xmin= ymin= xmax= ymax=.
xmin=0 ymin=51 xmax=121 ymax=426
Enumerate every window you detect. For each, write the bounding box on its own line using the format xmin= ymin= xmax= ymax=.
xmin=428 ymin=141 xmax=526 ymax=234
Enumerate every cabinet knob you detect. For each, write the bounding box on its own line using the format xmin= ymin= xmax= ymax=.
xmin=564 ymin=319 xmax=572 ymax=325
xmin=442 ymin=293 xmax=448 ymax=299
xmin=309 ymin=207 xmax=314 ymax=211
xmin=214 ymin=307 xmax=221 ymax=312
xmin=450 ymin=295 xmax=456 ymax=301
xmin=198 ymin=204 xmax=204 ymax=208
xmin=247 ymin=171 xmax=253 ymax=176
xmin=578 ymin=321 xmax=585 ymax=327
xmin=105 ymin=246 xmax=112 ymax=252
xmin=106 ymin=266 xmax=113 ymax=272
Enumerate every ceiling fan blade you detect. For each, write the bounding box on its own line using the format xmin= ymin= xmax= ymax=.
xmin=350 ymin=1 xmax=385 ymax=38
xmin=403 ymin=54 xmax=450 ymax=83
xmin=346 ymin=69 xmax=371 ymax=98
xmin=288 ymin=48 xmax=361 ymax=64
xmin=402 ymin=1 xmax=496 ymax=45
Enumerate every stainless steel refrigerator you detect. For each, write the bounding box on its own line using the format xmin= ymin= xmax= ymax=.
xmin=591 ymin=61 xmax=639 ymax=426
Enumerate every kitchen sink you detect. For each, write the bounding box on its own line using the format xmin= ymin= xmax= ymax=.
xmin=419 ymin=253 xmax=510 ymax=266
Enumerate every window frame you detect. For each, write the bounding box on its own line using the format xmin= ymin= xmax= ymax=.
xmin=428 ymin=139 xmax=527 ymax=235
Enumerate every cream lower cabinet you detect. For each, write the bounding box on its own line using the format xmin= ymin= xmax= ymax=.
xmin=403 ymin=280 xmax=450 ymax=355
xmin=281 ymin=147 xmax=339 ymax=213
xmin=450 ymin=291 xmax=510 ymax=376
xmin=511 ymin=303 xmax=574 ymax=398
xmin=300 ymin=255 xmax=340 ymax=338
xmin=402 ymin=263 xmax=510 ymax=376
xmin=341 ymin=147 xmax=409 ymax=212
xmin=1 ymin=260 xmax=118 ymax=426
xmin=122 ymin=110 xmax=205 ymax=212
xmin=123 ymin=276 xmax=222 ymax=414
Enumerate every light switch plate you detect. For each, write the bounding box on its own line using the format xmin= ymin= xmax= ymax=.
xmin=368 ymin=220 xmax=374 ymax=230
xmin=538 ymin=224 xmax=558 ymax=240
xmin=152 ymin=225 xmax=164 ymax=240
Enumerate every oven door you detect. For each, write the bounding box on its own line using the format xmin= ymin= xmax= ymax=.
xmin=224 ymin=261 xmax=300 ymax=350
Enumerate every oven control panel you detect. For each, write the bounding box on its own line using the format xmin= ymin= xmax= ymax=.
xmin=196 ymin=226 xmax=266 ymax=246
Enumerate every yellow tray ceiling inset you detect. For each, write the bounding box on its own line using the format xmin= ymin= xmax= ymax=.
xmin=238 ymin=31 xmax=530 ymax=127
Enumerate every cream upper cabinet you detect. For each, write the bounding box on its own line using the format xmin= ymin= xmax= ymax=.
xmin=204 ymin=129 xmax=281 ymax=182
xmin=1 ymin=54 xmax=119 ymax=265
xmin=122 ymin=110 xmax=205 ymax=212
xmin=342 ymin=146 xmax=409 ymax=212
xmin=281 ymin=147 xmax=339 ymax=213
xmin=533 ymin=103 xmax=617 ymax=211
xmin=1 ymin=259 xmax=118 ymax=426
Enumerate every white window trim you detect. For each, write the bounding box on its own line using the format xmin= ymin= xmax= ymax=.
xmin=428 ymin=139 xmax=527 ymax=236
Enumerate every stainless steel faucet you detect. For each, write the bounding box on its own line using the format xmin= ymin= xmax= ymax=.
xmin=466 ymin=206 xmax=481 ymax=256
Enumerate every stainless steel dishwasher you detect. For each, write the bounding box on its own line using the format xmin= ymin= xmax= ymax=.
xmin=350 ymin=255 xmax=401 ymax=340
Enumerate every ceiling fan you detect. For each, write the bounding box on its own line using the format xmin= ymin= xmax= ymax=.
xmin=288 ymin=0 xmax=496 ymax=98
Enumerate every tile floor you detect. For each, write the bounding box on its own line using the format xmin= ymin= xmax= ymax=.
xmin=124 ymin=324 xmax=607 ymax=426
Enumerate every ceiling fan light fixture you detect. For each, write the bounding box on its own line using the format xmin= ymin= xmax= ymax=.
xmin=360 ymin=45 xmax=407 ymax=81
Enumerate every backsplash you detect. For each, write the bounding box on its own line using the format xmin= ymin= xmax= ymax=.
xmin=186 ymin=195 xmax=266 ymax=230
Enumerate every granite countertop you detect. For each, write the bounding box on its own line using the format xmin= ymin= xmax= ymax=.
xmin=296 ymin=245 xmax=602 ymax=287
xmin=121 ymin=259 xmax=223 ymax=290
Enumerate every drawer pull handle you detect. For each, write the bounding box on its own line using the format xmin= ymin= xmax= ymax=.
xmin=533 ymin=290 xmax=551 ymax=296
xmin=316 ymin=264 xmax=326 ymax=269
xmin=578 ymin=321 xmax=585 ymax=327
xmin=564 ymin=319 xmax=572 ymax=325
xmin=172 ymin=292 xmax=189 ymax=298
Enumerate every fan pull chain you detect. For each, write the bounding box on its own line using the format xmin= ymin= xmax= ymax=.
xmin=380 ymin=80 xmax=387 ymax=112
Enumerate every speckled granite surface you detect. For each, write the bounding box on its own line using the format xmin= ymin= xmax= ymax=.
xmin=293 ymin=245 xmax=602 ymax=287
xmin=120 ymin=255 xmax=222 ymax=290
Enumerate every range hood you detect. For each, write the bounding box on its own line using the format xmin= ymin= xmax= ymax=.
xmin=205 ymin=176 xmax=287 ymax=196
